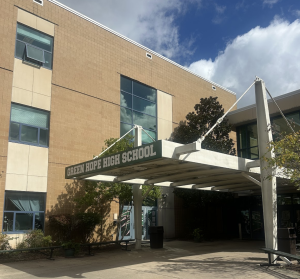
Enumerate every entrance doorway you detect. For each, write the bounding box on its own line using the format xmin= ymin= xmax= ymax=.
xmin=119 ymin=206 xmax=157 ymax=240
xmin=277 ymin=194 xmax=300 ymax=241
xmin=239 ymin=194 xmax=300 ymax=241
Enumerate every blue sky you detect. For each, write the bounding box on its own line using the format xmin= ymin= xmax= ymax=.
xmin=56 ymin=0 xmax=300 ymax=107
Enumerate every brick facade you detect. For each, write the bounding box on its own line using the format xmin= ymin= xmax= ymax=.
xmin=0 ymin=0 xmax=237 ymax=239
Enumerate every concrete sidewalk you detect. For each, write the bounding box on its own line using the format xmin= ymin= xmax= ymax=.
xmin=0 ymin=240 xmax=299 ymax=279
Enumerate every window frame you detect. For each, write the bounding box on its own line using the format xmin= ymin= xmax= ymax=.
xmin=2 ymin=191 xmax=46 ymax=234
xmin=120 ymin=76 xmax=157 ymax=144
xmin=9 ymin=103 xmax=50 ymax=148
xmin=236 ymin=124 xmax=259 ymax=160
xmin=15 ymin=23 xmax=54 ymax=70
xmin=236 ymin=110 xmax=300 ymax=159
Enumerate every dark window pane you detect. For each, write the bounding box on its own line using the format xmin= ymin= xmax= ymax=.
xmin=26 ymin=44 xmax=44 ymax=63
xmin=248 ymin=124 xmax=258 ymax=147
xmin=238 ymin=126 xmax=247 ymax=150
xmin=21 ymin=125 xmax=38 ymax=144
xmin=44 ymin=51 xmax=52 ymax=69
xmin=133 ymin=111 xmax=156 ymax=131
xmin=133 ymin=96 xmax=156 ymax=116
xmin=5 ymin=191 xmax=45 ymax=211
xmin=142 ymin=130 xmax=156 ymax=144
xmin=35 ymin=213 xmax=44 ymax=231
xmin=293 ymin=194 xmax=300 ymax=205
xmin=15 ymin=40 xmax=26 ymax=59
xmin=9 ymin=122 xmax=20 ymax=141
xmin=121 ymin=91 xmax=132 ymax=108
xmin=278 ymin=195 xmax=292 ymax=205
xmin=11 ymin=103 xmax=49 ymax=129
xmin=3 ymin=212 xmax=14 ymax=232
xmin=121 ymin=107 xmax=132 ymax=124
xmin=121 ymin=76 xmax=132 ymax=93
xmin=15 ymin=213 xmax=33 ymax=231
xmin=250 ymin=147 xmax=259 ymax=159
xmin=17 ymin=24 xmax=53 ymax=52
xmin=239 ymin=149 xmax=248 ymax=159
xmin=39 ymin=129 xmax=48 ymax=146
xmin=133 ymin=81 xmax=156 ymax=102
xmin=273 ymin=112 xmax=300 ymax=136
xmin=120 ymin=123 xmax=133 ymax=137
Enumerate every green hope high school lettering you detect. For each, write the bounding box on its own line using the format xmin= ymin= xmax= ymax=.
xmin=66 ymin=144 xmax=157 ymax=177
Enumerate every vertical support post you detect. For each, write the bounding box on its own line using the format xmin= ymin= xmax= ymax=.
xmin=133 ymin=125 xmax=143 ymax=249
xmin=255 ymin=78 xmax=277 ymax=259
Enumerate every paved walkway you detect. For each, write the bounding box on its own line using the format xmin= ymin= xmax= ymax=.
xmin=0 ymin=240 xmax=299 ymax=279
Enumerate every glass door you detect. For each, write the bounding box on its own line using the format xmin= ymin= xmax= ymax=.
xmin=119 ymin=206 xmax=133 ymax=240
xmin=119 ymin=206 xmax=157 ymax=240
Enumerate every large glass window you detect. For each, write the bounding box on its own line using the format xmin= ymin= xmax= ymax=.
xmin=9 ymin=103 xmax=50 ymax=147
xmin=2 ymin=191 xmax=46 ymax=233
xmin=120 ymin=76 xmax=157 ymax=144
xmin=237 ymin=111 xmax=300 ymax=159
xmin=15 ymin=23 xmax=54 ymax=69
xmin=237 ymin=123 xmax=259 ymax=159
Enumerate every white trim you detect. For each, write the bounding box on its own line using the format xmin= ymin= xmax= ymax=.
xmin=47 ymin=0 xmax=236 ymax=96
xmin=228 ymin=88 xmax=300 ymax=115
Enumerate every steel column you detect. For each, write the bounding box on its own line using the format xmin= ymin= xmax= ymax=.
xmin=133 ymin=125 xmax=143 ymax=249
xmin=255 ymin=78 xmax=277 ymax=259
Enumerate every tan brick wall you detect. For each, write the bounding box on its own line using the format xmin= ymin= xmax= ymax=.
xmin=0 ymin=69 xmax=13 ymax=227
xmin=0 ymin=0 xmax=237 ymax=235
xmin=0 ymin=1 xmax=17 ymax=71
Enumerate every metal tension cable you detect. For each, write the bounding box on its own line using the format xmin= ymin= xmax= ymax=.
xmin=197 ymin=80 xmax=256 ymax=147
xmin=265 ymin=87 xmax=296 ymax=134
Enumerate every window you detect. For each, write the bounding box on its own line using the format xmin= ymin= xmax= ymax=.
xmin=120 ymin=76 xmax=157 ymax=144
xmin=9 ymin=103 xmax=50 ymax=147
xmin=237 ymin=123 xmax=259 ymax=159
xmin=2 ymin=191 xmax=46 ymax=233
xmin=15 ymin=23 xmax=53 ymax=69
xmin=33 ymin=0 xmax=44 ymax=5
xmin=236 ymin=110 xmax=300 ymax=159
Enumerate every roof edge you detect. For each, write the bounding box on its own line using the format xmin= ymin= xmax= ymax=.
xmin=48 ymin=0 xmax=236 ymax=96
xmin=227 ymin=88 xmax=300 ymax=116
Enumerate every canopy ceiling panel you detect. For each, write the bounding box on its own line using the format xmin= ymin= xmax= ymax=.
xmin=65 ymin=140 xmax=294 ymax=195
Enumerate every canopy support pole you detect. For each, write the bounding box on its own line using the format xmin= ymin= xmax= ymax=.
xmin=133 ymin=125 xmax=143 ymax=249
xmin=255 ymin=77 xmax=277 ymax=261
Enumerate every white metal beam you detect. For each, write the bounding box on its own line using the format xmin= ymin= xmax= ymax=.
xmin=171 ymin=172 xmax=243 ymax=187
xmin=114 ymin=162 xmax=197 ymax=182
xmin=133 ymin=126 xmax=143 ymax=250
xmin=246 ymin=160 xmax=260 ymax=169
xmin=145 ymin=168 xmax=222 ymax=185
xmin=255 ymin=78 xmax=277 ymax=258
xmin=212 ymin=183 xmax=254 ymax=191
xmin=229 ymin=186 xmax=261 ymax=192
xmin=192 ymin=178 xmax=249 ymax=189
xmin=241 ymin=172 xmax=262 ymax=187
xmin=175 ymin=141 xmax=201 ymax=155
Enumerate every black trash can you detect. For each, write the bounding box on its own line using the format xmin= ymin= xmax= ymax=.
xmin=149 ymin=226 xmax=164 ymax=249
xmin=278 ymin=228 xmax=297 ymax=255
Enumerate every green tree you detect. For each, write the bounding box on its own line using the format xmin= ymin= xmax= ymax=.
xmin=264 ymin=130 xmax=300 ymax=189
xmin=171 ymin=96 xmax=236 ymax=155
xmin=75 ymin=135 xmax=161 ymax=241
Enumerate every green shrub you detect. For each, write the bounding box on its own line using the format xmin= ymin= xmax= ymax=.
xmin=0 ymin=234 xmax=12 ymax=250
xmin=48 ymin=213 xmax=101 ymax=243
xmin=16 ymin=230 xmax=52 ymax=249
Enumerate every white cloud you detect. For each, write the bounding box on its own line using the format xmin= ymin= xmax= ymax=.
xmin=188 ymin=18 xmax=300 ymax=108
xmin=263 ymin=0 xmax=280 ymax=7
xmin=57 ymin=0 xmax=200 ymax=60
xmin=293 ymin=10 xmax=300 ymax=17
xmin=215 ymin=4 xmax=226 ymax=14
xmin=212 ymin=4 xmax=226 ymax=24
